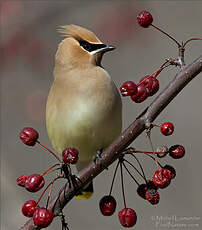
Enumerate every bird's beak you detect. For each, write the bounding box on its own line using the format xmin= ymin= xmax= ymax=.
xmin=90 ymin=44 xmax=116 ymax=55
xmin=99 ymin=44 xmax=116 ymax=53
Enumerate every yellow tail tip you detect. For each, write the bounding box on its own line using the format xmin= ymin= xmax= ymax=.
xmin=76 ymin=192 xmax=93 ymax=199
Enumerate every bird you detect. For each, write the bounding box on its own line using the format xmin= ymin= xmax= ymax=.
xmin=46 ymin=25 xmax=122 ymax=199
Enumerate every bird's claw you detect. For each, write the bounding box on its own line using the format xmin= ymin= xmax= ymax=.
xmin=93 ymin=149 xmax=102 ymax=164
xmin=93 ymin=148 xmax=108 ymax=170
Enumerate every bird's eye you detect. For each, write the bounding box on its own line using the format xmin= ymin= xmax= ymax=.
xmin=79 ymin=40 xmax=92 ymax=52
xmin=82 ymin=43 xmax=91 ymax=50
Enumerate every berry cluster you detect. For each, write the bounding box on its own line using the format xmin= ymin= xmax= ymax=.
xmin=99 ymin=158 xmax=137 ymax=228
xmin=18 ymin=127 xmax=79 ymax=228
xmin=98 ymin=119 xmax=185 ymax=227
xmin=120 ymin=10 xmax=202 ymax=103
xmin=18 ymin=122 xmax=184 ymax=229
xmin=120 ymin=10 xmax=164 ymax=104
xmin=120 ymin=74 xmax=160 ymax=103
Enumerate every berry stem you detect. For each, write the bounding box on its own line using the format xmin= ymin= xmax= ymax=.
xmin=124 ymin=159 xmax=144 ymax=180
xmin=143 ymin=153 xmax=164 ymax=168
xmin=46 ymin=182 xmax=54 ymax=209
xmin=160 ymin=60 xmax=170 ymax=69
xmin=37 ymin=141 xmax=62 ymax=163
xmin=150 ymin=123 xmax=160 ymax=128
xmin=126 ymin=154 xmax=147 ymax=183
xmin=41 ymin=163 xmax=61 ymax=176
xmin=153 ymin=63 xmax=172 ymax=78
xmin=122 ymin=162 xmax=140 ymax=185
xmin=183 ymin=38 xmax=202 ymax=47
xmin=153 ymin=67 xmax=163 ymax=78
xmin=120 ymin=161 xmax=127 ymax=209
xmin=109 ymin=160 xmax=120 ymax=195
xmin=146 ymin=131 xmax=160 ymax=170
xmin=151 ymin=64 xmax=168 ymax=79
xmin=133 ymin=149 xmax=168 ymax=155
xmin=178 ymin=46 xmax=185 ymax=66
xmin=36 ymin=176 xmax=61 ymax=206
xmin=151 ymin=24 xmax=181 ymax=47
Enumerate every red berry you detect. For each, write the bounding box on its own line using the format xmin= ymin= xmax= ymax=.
xmin=139 ymin=75 xmax=159 ymax=96
xmin=62 ymin=147 xmax=79 ymax=164
xmin=145 ymin=189 xmax=160 ymax=205
xmin=118 ymin=208 xmax=137 ymax=228
xmin=149 ymin=78 xmax=159 ymax=96
xmin=25 ymin=174 xmax=45 ymax=192
xmin=146 ymin=180 xmax=158 ymax=190
xmin=156 ymin=145 xmax=169 ymax=158
xmin=153 ymin=168 xmax=171 ymax=189
xmin=33 ymin=208 xmax=54 ymax=228
xmin=139 ymin=75 xmax=153 ymax=90
xmin=137 ymin=10 xmax=153 ymax=28
xmin=137 ymin=184 xmax=147 ymax=199
xmin=137 ymin=180 xmax=158 ymax=200
xmin=131 ymin=84 xmax=148 ymax=103
xmin=22 ymin=200 xmax=38 ymax=217
xmin=17 ymin=175 xmax=28 ymax=187
xmin=160 ymin=122 xmax=174 ymax=136
xmin=120 ymin=81 xmax=137 ymax=97
xmin=169 ymin=145 xmax=185 ymax=159
xmin=20 ymin=127 xmax=39 ymax=146
xmin=163 ymin=165 xmax=176 ymax=179
xmin=99 ymin=195 xmax=117 ymax=216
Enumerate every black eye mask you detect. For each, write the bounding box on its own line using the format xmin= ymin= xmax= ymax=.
xmin=78 ymin=39 xmax=106 ymax=52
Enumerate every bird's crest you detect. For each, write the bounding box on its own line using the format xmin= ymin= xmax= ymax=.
xmin=58 ymin=24 xmax=101 ymax=44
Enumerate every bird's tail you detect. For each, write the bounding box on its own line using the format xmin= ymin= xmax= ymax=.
xmin=76 ymin=181 xmax=93 ymax=199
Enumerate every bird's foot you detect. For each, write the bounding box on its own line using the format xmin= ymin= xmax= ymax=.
xmin=93 ymin=148 xmax=108 ymax=170
xmin=60 ymin=163 xmax=82 ymax=192
xmin=71 ymin=175 xmax=83 ymax=189
xmin=93 ymin=148 xmax=103 ymax=164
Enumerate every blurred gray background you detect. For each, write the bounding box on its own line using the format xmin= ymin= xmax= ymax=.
xmin=1 ymin=1 xmax=202 ymax=230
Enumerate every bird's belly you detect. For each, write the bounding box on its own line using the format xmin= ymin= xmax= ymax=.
xmin=46 ymin=98 xmax=122 ymax=162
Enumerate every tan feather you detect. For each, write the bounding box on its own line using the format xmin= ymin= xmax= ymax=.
xmin=58 ymin=24 xmax=101 ymax=44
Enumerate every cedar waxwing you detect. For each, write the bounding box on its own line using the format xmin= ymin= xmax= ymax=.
xmin=46 ymin=25 xmax=122 ymax=198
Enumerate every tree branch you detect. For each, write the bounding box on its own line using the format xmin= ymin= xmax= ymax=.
xmin=20 ymin=55 xmax=202 ymax=230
